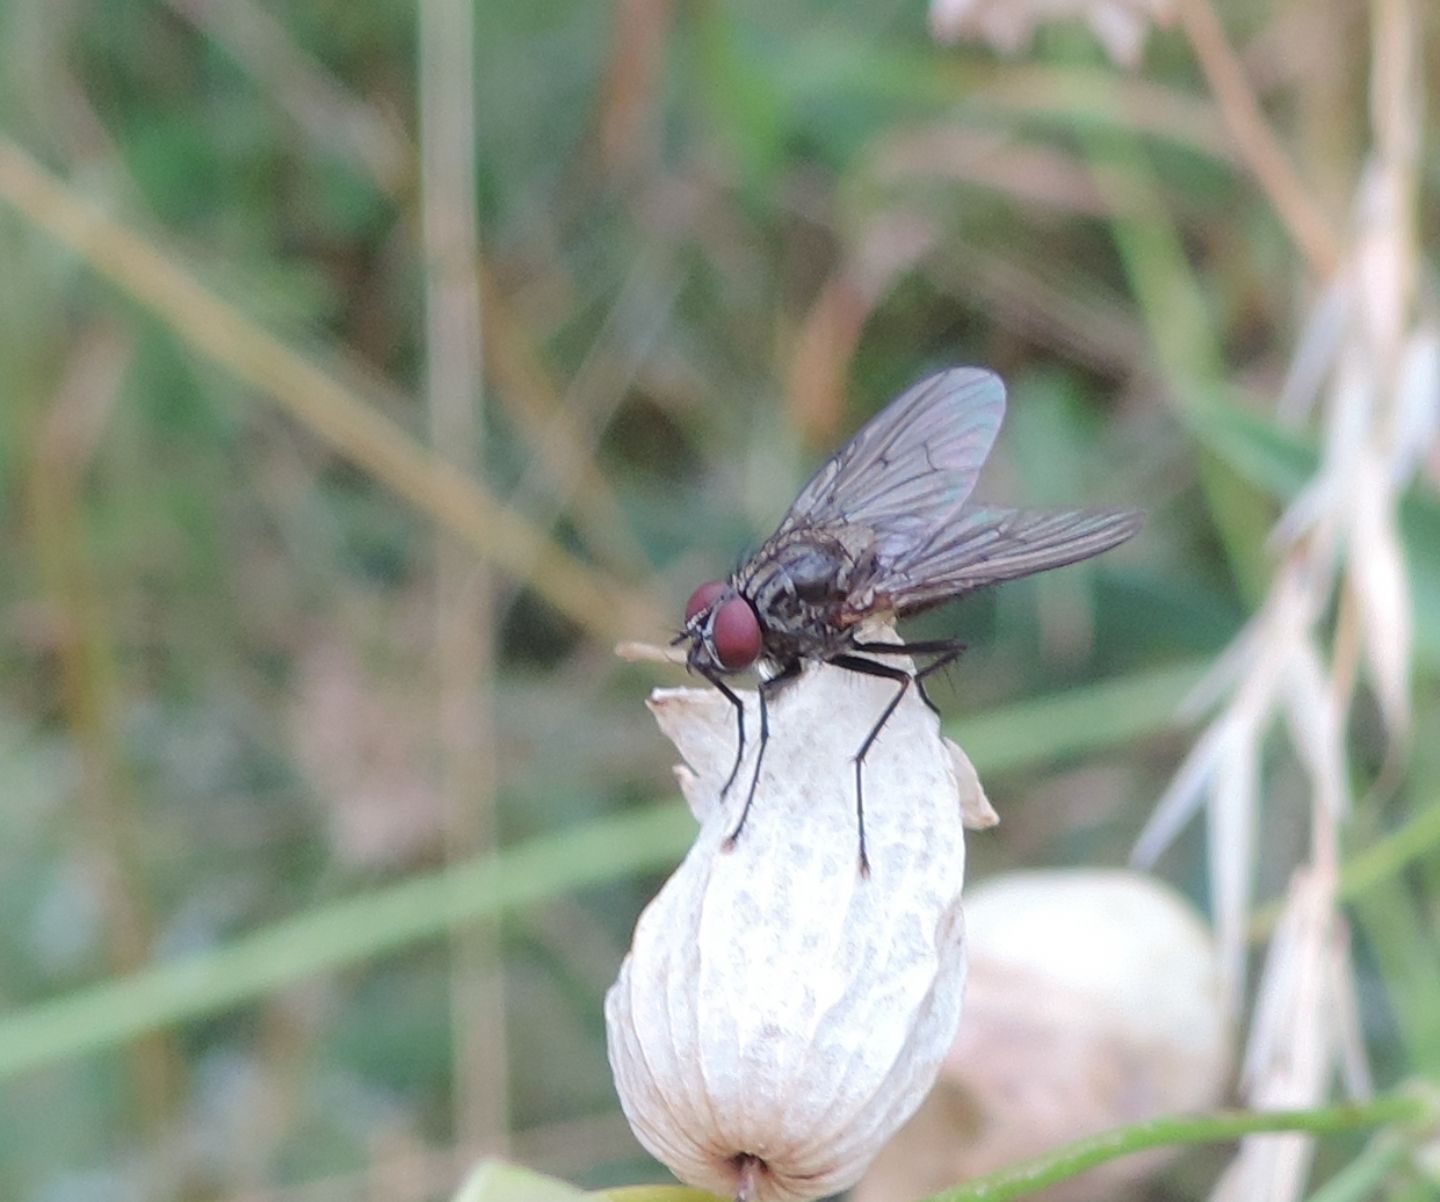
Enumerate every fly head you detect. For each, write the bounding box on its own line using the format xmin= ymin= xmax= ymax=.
xmin=680 ymin=580 xmax=764 ymax=676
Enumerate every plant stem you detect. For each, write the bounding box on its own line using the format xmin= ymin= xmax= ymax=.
xmin=418 ymin=0 xmax=510 ymax=1154
xmin=924 ymin=1092 xmax=1435 ymax=1202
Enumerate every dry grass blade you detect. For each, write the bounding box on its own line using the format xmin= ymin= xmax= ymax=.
xmin=1211 ymin=869 xmax=1358 ymax=1202
xmin=968 ymin=64 xmax=1237 ymax=163
xmin=0 ymin=138 xmax=661 ymax=644
xmin=417 ymin=0 xmax=508 ymax=1151
xmin=1175 ymin=0 xmax=1342 ymax=277
xmin=28 ymin=324 xmax=184 ymax=1150
xmin=161 ymin=0 xmax=414 ymax=197
xmin=480 ymin=262 xmax=654 ymax=577
xmin=1130 ymin=3 xmax=1430 ymax=1198
xmin=499 ymin=250 xmax=681 ymax=592
xmin=598 ymin=0 xmax=676 ymax=174
xmin=168 ymin=0 xmax=650 ymax=584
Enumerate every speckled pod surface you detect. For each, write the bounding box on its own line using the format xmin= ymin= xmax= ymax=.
xmin=606 ymin=653 xmax=988 ymax=1202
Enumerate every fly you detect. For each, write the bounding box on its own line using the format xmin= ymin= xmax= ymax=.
xmin=676 ymin=367 xmax=1141 ymax=875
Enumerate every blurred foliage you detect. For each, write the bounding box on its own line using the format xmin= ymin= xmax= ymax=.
xmin=0 ymin=1 xmax=1437 ymax=1200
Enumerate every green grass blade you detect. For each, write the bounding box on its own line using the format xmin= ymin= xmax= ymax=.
xmin=0 ymin=803 xmax=693 ymax=1082
xmin=0 ymin=659 xmax=1208 ymax=1083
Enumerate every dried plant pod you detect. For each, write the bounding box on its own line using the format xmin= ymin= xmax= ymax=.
xmin=606 ymin=649 xmax=982 ymax=1202
xmin=855 ymin=869 xmax=1230 ymax=1202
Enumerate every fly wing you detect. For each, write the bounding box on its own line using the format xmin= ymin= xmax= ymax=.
xmin=774 ymin=368 xmax=1006 ymax=560
xmin=877 ymin=505 xmax=1142 ymax=613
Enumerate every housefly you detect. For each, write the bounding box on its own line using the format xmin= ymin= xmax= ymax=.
xmin=677 ymin=367 xmax=1141 ymax=874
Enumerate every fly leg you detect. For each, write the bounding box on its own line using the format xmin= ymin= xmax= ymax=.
xmin=701 ymin=669 xmax=747 ymax=797
xmin=723 ymin=659 xmax=801 ymax=851
xmin=849 ymin=638 xmax=968 ymax=715
xmin=825 ymin=654 xmax=917 ymax=877
xmin=826 ymin=641 xmax=968 ymax=876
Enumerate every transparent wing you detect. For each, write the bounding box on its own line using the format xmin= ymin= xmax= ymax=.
xmin=774 ymin=368 xmax=1006 ymax=560
xmin=876 ymin=506 xmax=1142 ymax=613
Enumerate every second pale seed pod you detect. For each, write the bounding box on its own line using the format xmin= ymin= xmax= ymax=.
xmin=854 ymin=869 xmax=1230 ymax=1202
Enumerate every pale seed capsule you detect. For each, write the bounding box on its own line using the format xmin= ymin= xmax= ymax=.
xmin=606 ymin=646 xmax=990 ymax=1202
xmin=854 ymin=869 xmax=1230 ymax=1202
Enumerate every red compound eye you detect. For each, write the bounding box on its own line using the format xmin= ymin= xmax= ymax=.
xmin=685 ymin=580 xmax=727 ymax=622
xmin=712 ymin=595 xmax=762 ymax=670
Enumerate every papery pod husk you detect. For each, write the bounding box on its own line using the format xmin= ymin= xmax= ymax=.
xmin=607 ymin=655 xmax=988 ymax=1202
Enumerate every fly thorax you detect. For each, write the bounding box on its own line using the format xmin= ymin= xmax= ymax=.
xmin=743 ymin=536 xmax=852 ymax=635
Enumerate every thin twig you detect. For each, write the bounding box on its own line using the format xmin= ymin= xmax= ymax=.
xmin=924 ymin=1091 xmax=1436 ymax=1202
xmin=1176 ymin=0 xmax=1343 ymax=277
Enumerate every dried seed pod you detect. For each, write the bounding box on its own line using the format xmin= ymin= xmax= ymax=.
xmin=855 ymin=869 xmax=1230 ymax=1202
xmin=606 ymin=647 xmax=986 ymax=1202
